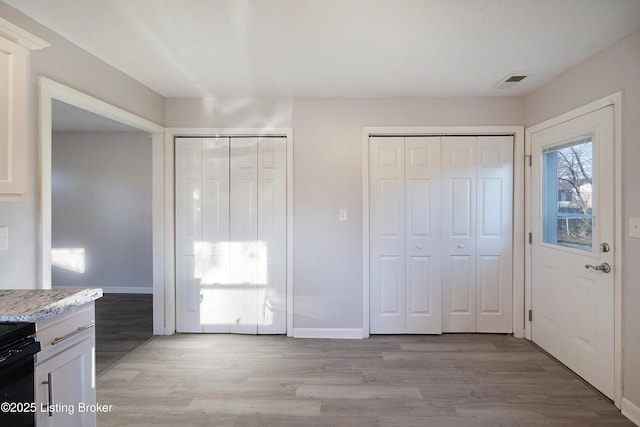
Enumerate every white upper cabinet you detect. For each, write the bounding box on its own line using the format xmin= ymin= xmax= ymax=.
xmin=0 ymin=35 xmax=27 ymax=194
xmin=0 ymin=19 xmax=49 ymax=194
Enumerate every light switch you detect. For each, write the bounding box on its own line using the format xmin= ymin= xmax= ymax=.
xmin=630 ymin=218 xmax=640 ymax=238
xmin=0 ymin=227 xmax=8 ymax=251
xmin=339 ymin=209 xmax=348 ymax=222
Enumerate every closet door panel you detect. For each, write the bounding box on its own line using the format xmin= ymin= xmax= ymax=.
xmin=379 ymin=256 xmax=403 ymax=314
xmin=175 ymin=138 xmax=203 ymax=332
xmin=442 ymin=137 xmax=477 ymax=332
xmin=405 ymin=137 xmax=442 ymax=333
xmin=476 ymin=136 xmax=513 ymax=332
xmin=230 ymin=138 xmax=258 ymax=334
xmin=201 ymin=138 xmax=231 ymax=333
xmin=370 ymin=137 xmax=405 ymax=333
xmin=257 ymin=137 xmax=287 ymax=334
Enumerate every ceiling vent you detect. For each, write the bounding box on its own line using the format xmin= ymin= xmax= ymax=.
xmin=494 ymin=74 xmax=527 ymax=90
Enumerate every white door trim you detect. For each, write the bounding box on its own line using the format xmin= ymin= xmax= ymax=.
xmin=38 ymin=77 xmax=167 ymax=334
xmin=362 ymin=126 xmax=526 ymax=339
xmin=165 ymin=127 xmax=294 ymax=337
xmin=524 ymin=92 xmax=623 ymax=407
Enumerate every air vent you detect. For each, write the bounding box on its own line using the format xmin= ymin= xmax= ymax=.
xmin=495 ymin=74 xmax=527 ymax=90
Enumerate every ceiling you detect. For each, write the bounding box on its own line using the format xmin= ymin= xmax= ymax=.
xmin=5 ymin=0 xmax=640 ymax=98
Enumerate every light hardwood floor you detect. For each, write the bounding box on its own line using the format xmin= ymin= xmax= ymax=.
xmin=96 ymin=332 xmax=632 ymax=426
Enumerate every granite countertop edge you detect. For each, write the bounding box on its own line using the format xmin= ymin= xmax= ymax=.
xmin=0 ymin=288 xmax=103 ymax=323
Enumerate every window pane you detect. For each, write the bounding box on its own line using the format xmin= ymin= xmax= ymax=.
xmin=542 ymin=138 xmax=593 ymax=252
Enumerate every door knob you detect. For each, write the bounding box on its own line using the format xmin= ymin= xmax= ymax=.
xmin=585 ymin=262 xmax=611 ymax=273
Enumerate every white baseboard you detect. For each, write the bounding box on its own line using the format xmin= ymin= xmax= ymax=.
xmin=622 ymin=398 xmax=640 ymax=426
xmin=292 ymin=328 xmax=364 ymax=339
xmin=53 ymin=285 xmax=153 ymax=294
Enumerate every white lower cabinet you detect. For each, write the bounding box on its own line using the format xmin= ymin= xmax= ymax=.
xmin=35 ymin=304 xmax=96 ymax=427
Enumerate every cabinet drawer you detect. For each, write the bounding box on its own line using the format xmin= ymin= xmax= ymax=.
xmin=36 ymin=303 xmax=95 ymax=363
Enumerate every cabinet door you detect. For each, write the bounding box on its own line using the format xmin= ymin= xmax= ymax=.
xmin=35 ymin=337 xmax=96 ymax=427
xmin=0 ymin=36 xmax=27 ymax=194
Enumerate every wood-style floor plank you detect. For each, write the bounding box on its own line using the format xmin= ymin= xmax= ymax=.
xmin=96 ymin=333 xmax=632 ymax=426
xmin=95 ymin=293 xmax=153 ymax=374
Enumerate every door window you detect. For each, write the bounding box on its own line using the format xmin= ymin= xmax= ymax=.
xmin=542 ymin=137 xmax=593 ymax=252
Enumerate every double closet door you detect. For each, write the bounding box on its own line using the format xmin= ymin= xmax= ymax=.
xmin=370 ymin=136 xmax=513 ymax=334
xmin=175 ymin=137 xmax=286 ymax=334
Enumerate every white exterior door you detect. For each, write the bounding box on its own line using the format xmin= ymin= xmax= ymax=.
xmin=371 ymin=135 xmax=512 ymax=334
xmin=531 ymin=107 xmax=614 ymax=399
xmin=175 ymin=136 xmax=286 ymax=334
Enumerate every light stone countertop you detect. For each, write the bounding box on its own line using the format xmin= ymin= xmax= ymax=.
xmin=0 ymin=288 xmax=103 ymax=322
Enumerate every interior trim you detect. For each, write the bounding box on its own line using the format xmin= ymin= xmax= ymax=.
xmin=0 ymin=16 xmax=50 ymax=50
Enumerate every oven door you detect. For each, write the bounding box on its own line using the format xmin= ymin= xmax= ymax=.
xmin=0 ymin=339 xmax=41 ymax=427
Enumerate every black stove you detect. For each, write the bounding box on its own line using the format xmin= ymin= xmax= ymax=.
xmin=0 ymin=322 xmax=40 ymax=427
xmin=0 ymin=322 xmax=36 ymax=349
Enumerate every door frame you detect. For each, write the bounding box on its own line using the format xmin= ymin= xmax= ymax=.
xmin=524 ymin=92 xmax=623 ymax=407
xmin=165 ymin=127 xmax=294 ymax=337
xmin=38 ymin=77 xmax=167 ymax=334
xmin=362 ymin=126 xmax=526 ymax=339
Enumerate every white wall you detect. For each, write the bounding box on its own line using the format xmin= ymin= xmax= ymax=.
xmin=291 ymin=97 xmax=524 ymax=329
xmin=164 ymin=96 xmax=524 ymax=330
xmin=0 ymin=3 xmax=164 ymax=289
xmin=51 ymin=131 xmax=152 ymax=293
xmin=524 ymin=29 xmax=640 ymax=416
xmin=165 ymin=97 xmax=293 ymax=128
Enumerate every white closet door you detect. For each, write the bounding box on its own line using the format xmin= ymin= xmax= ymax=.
xmin=476 ymin=136 xmax=513 ymax=332
xmin=441 ymin=136 xmax=513 ymax=333
xmin=201 ymin=138 xmax=231 ymax=333
xmin=370 ymin=137 xmax=406 ymax=333
xmin=371 ymin=135 xmax=513 ymax=334
xmin=442 ymin=137 xmax=478 ymax=332
xmin=405 ymin=137 xmax=442 ymax=333
xmin=176 ymin=136 xmax=287 ymax=335
xmin=229 ymin=138 xmax=259 ymax=334
xmin=175 ymin=138 xmax=204 ymax=332
xmin=257 ymin=137 xmax=287 ymax=333
xmin=176 ymin=137 xmax=231 ymax=333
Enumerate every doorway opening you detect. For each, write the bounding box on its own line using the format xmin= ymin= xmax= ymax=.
xmin=38 ymin=78 xmax=167 ymax=336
